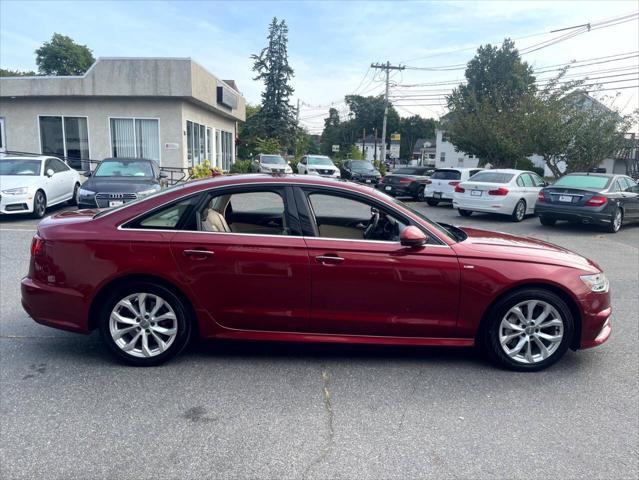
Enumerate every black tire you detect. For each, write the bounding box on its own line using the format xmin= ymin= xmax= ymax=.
xmin=481 ymin=288 xmax=574 ymax=372
xmin=539 ymin=216 xmax=557 ymax=226
xmin=31 ymin=190 xmax=47 ymax=218
xmin=510 ymin=199 xmax=526 ymax=222
xmin=68 ymin=183 xmax=81 ymax=206
xmin=426 ymin=198 xmax=439 ymax=207
xmin=605 ymin=207 xmax=623 ymax=233
xmin=415 ymin=186 xmax=426 ymax=202
xmin=458 ymin=209 xmax=473 ymax=217
xmin=99 ymin=281 xmax=192 ymax=366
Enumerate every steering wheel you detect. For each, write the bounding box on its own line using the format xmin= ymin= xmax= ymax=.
xmin=363 ymin=210 xmax=380 ymax=239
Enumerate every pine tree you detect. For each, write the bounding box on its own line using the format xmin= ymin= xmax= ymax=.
xmin=251 ymin=18 xmax=296 ymax=146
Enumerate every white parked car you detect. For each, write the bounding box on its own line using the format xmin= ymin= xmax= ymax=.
xmin=452 ymin=169 xmax=547 ymax=222
xmin=424 ymin=168 xmax=483 ymax=206
xmin=251 ymin=154 xmax=293 ymax=174
xmin=297 ymin=155 xmax=340 ymax=178
xmin=0 ymin=155 xmax=81 ymax=218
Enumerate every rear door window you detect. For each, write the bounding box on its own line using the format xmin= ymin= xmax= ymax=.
xmin=521 ymin=174 xmax=534 ymax=187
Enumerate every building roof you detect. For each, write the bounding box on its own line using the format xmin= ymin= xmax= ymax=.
xmin=357 ymin=135 xmax=383 ymax=144
xmin=412 ymin=138 xmax=436 ymax=153
xmin=0 ymin=57 xmax=245 ymax=122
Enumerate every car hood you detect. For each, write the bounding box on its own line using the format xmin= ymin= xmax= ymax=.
xmin=82 ymin=177 xmax=158 ymax=193
xmin=452 ymin=227 xmax=601 ymax=272
xmin=0 ymin=175 xmax=43 ymax=190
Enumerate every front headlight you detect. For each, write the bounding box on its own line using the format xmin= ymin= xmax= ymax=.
xmin=1 ymin=187 xmax=28 ymax=195
xmin=78 ymin=188 xmax=95 ymax=197
xmin=285 ymin=167 xmax=293 ymax=174
xmin=138 ymin=188 xmax=159 ymax=197
xmin=261 ymin=166 xmax=271 ymax=172
xmin=580 ymin=273 xmax=609 ymax=293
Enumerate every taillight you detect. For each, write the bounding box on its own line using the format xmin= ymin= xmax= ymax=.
xmin=425 ymin=179 xmax=432 ymax=185
xmin=537 ymin=191 xmax=545 ymax=202
xmin=488 ymin=187 xmax=509 ymax=196
xmin=455 ymin=185 xmax=465 ymax=193
xmin=31 ymin=234 xmax=45 ymax=257
xmin=399 ymin=178 xmax=412 ymax=184
xmin=585 ymin=195 xmax=607 ymax=206
xmin=449 ymin=181 xmax=461 ymax=186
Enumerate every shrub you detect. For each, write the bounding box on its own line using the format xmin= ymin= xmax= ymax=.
xmin=230 ymin=159 xmax=253 ymax=174
xmin=190 ymin=160 xmax=222 ymax=180
xmin=289 ymin=157 xmax=300 ymax=173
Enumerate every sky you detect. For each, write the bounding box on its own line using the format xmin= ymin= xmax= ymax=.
xmin=1 ymin=0 xmax=637 ymax=134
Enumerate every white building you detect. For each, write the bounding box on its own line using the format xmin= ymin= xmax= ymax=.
xmin=434 ymin=129 xmax=480 ymax=169
xmin=356 ymin=135 xmax=383 ymax=162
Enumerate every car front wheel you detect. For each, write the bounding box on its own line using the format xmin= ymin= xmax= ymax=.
xmin=458 ymin=209 xmax=472 ymax=217
xmin=482 ymin=288 xmax=574 ymax=371
xmin=99 ymin=282 xmax=192 ymax=366
xmin=32 ymin=190 xmax=47 ymax=218
xmin=68 ymin=183 xmax=81 ymax=206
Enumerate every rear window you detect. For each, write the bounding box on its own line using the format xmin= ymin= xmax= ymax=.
xmin=431 ymin=170 xmax=461 ymax=180
xmin=466 ymin=172 xmax=514 ymax=184
xmin=553 ymin=175 xmax=611 ymax=189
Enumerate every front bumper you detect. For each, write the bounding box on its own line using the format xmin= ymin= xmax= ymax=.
xmin=0 ymin=192 xmax=34 ymax=214
xmin=535 ymin=204 xmax=611 ymax=226
xmin=306 ymin=171 xmax=340 ymax=178
xmin=577 ymin=289 xmax=612 ymax=349
xmin=21 ymin=277 xmax=89 ymax=334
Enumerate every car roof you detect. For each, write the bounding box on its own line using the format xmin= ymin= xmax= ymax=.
xmin=102 ymin=157 xmax=156 ymax=163
xmin=474 ymin=169 xmax=530 ymax=174
xmin=566 ymin=172 xmax=616 ymax=178
xmin=0 ymin=155 xmax=49 ymax=161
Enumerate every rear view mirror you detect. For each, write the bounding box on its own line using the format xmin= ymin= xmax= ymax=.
xmin=400 ymin=226 xmax=427 ymax=248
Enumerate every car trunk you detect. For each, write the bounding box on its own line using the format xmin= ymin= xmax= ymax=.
xmin=457 ymin=181 xmax=507 ymax=198
xmin=540 ymin=187 xmax=604 ymax=206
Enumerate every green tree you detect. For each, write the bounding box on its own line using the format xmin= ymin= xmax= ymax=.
xmin=251 ymin=18 xmax=296 ymax=146
xmin=445 ymin=38 xmax=536 ymax=168
xmin=0 ymin=68 xmax=36 ymax=77
xmin=237 ymin=104 xmax=262 ymax=159
xmin=399 ymin=116 xmax=437 ymax=159
xmin=320 ymin=108 xmax=343 ymax=156
xmin=345 ymin=95 xmax=400 ymax=142
xmin=254 ymin=137 xmax=281 ymax=154
xmin=35 ymin=33 xmax=94 ymax=75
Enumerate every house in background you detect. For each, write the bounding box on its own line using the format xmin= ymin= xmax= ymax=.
xmin=412 ymin=138 xmax=436 ymax=165
xmin=434 ymin=129 xmax=481 ymax=169
xmin=0 ymin=57 xmax=246 ymax=171
xmin=356 ymin=135 xmax=383 ymax=162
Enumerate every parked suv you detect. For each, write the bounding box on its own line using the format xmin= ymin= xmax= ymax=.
xmin=297 ymin=155 xmax=340 ymax=177
xmin=77 ymin=158 xmax=164 ymax=209
xmin=424 ymin=168 xmax=483 ymax=206
xmin=251 ymin=154 xmax=293 ymax=174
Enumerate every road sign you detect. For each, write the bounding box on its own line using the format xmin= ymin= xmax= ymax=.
xmin=390 ymin=133 xmax=401 ymax=142
xmin=332 ymin=145 xmax=340 ymax=153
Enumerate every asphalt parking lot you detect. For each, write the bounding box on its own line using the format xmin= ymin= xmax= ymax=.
xmin=1 ymin=200 xmax=637 ymax=479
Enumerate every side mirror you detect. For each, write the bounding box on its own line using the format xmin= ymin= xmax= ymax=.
xmin=84 ymin=171 xmax=92 ymax=177
xmin=46 ymin=168 xmax=54 ymax=177
xmin=400 ymin=226 xmax=428 ymax=248
xmin=255 ymin=159 xmax=261 ymax=163
xmin=159 ymin=172 xmax=168 ymax=179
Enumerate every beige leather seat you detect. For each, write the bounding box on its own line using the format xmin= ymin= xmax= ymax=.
xmin=202 ymin=209 xmax=230 ymax=232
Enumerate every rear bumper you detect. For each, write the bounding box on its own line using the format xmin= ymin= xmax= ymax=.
xmin=21 ymin=277 xmax=89 ymax=334
xmin=535 ymin=204 xmax=611 ymax=226
xmin=377 ymin=184 xmax=418 ymax=197
xmin=453 ymin=196 xmax=513 ymax=215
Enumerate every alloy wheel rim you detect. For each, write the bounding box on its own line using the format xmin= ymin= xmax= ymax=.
xmin=109 ymin=293 xmax=178 ymax=358
xmin=516 ymin=202 xmax=525 ymax=220
xmin=35 ymin=194 xmax=45 ymax=215
xmin=613 ymin=210 xmax=622 ymax=231
xmin=499 ymin=300 xmax=564 ymax=364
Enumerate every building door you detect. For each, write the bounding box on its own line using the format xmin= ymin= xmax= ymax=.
xmin=0 ymin=118 xmax=5 ymax=153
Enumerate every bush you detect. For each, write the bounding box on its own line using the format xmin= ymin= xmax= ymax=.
xmin=230 ymin=159 xmax=253 ymax=174
xmin=189 ymin=160 xmax=222 ymax=180
xmin=288 ymin=157 xmax=300 ymax=173
xmin=373 ymin=160 xmax=388 ymax=176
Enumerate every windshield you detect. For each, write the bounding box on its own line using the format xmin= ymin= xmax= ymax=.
xmin=308 ymin=156 xmax=333 ymax=166
xmin=432 ymin=170 xmax=461 ymax=180
xmin=350 ymin=161 xmax=375 ymax=172
xmin=261 ymin=155 xmax=286 ymax=165
xmin=95 ymin=160 xmax=154 ymax=177
xmin=0 ymin=159 xmax=42 ymax=176
xmin=553 ymin=175 xmax=611 ymax=189
xmin=468 ymin=172 xmax=514 ymax=183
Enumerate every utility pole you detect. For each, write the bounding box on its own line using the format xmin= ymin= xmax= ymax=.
xmin=296 ymin=98 xmax=300 ymax=123
xmin=371 ymin=61 xmax=404 ymax=164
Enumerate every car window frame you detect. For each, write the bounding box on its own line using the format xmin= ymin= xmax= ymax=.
xmin=516 ymin=174 xmax=525 ymax=187
xmin=293 ymin=185 xmax=445 ymax=245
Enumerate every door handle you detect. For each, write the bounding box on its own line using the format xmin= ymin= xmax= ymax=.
xmin=315 ymin=255 xmax=344 ymax=265
xmin=183 ymin=249 xmax=214 ymax=259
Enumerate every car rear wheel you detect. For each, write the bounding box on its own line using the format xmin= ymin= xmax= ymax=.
xmin=482 ymin=289 xmax=574 ymax=371
xmin=31 ymin=190 xmax=47 ymax=218
xmin=426 ymin=198 xmax=439 ymax=207
xmin=458 ymin=209 xmax=472 ymax=217
xmin=416 ymin=186 xmax=425 ymax=202
xmin=606 ymin=208 xmax=623 ymax=233
xmin=99 ymin=282 xmax=192 ymax=366
xmin=539 ymin=216 xmax=556 ymax=226
xmin=511 ymin=199 xmax=526 ymax=222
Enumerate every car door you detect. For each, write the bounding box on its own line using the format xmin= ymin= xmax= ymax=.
xmin=619 ymin=177 xmax=639 ymax=220
xmin=298 ymin=156 xmax=307 ymax=174
xmin=297 ymin=187 xmax=461 ymax=338
xmin=43 ymin=158 xmax=67 ymax=204
xmin=54 ymin=158 xmax=78 ymax=200
xmin=520 ymin=173 xmax=539 ymax=213
xmin=169 ymin=185 xmax=311 ymax=333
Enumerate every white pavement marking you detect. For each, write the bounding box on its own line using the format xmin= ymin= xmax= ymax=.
xmin=0 ymin=228 xmax=37 ymax=232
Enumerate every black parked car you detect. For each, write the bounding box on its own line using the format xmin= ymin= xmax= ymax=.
xmin=78 ymin=158 xmax=165 ymax=209
xmin=340 ymin=160 xmax=381 ymax=185
xmin=535 ymin=173 xmax=639 ymax=233
xmin=376 ymin=166 xmax=433 ymax=200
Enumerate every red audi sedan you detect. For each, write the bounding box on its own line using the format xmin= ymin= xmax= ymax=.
xmin=21 ymin=175 xmax=612 ymax=370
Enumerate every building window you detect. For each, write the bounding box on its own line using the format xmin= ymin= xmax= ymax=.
xmin=219 ymin=130 xmax=233 ymax=171
xmin=0 ymin=118 xmax=6 ymax=153
xmin=186 ymin=121 xmax=210 ymax=167
xmin=110 ymin=118 xmax=159 ymax=163
xmin=440 ymin=152 xmax=446 ymax=162
xmin=39 ymin=116 xmax=89 ymax=169
xmin=206 ymin=127 xmax=213 ymax=161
